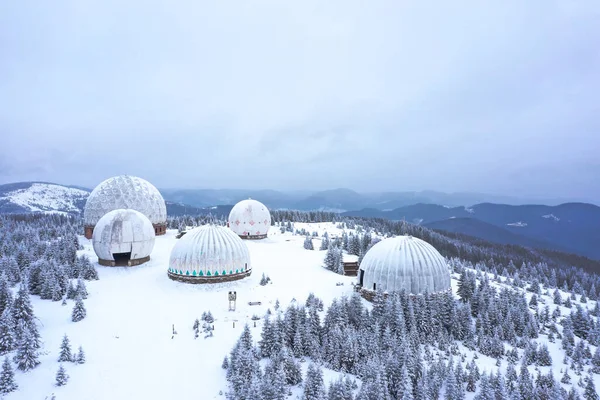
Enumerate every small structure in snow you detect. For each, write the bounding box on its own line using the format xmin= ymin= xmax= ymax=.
xmin=92 ymin=209 xmax=155 ymax=267
xmin=227 ymin=198 xmax=271 ymax=239
xmin=168 ymin=224 xmax=252 ymax=283
xmin=357 ymin=235 xmax=450 ymax=300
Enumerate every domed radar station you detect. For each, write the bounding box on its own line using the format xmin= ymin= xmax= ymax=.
xmin=228 ymin=198 xmax=271 ymax=239
xmin=168 ymin=224 xmax=252 ymax=284
xmin=92 ymin=209 xmax=155 ymax=267
xmin=83 ymin=175 xmax=167 ymax=239
xmin=357 ymin=235 xmax=451 ymax=300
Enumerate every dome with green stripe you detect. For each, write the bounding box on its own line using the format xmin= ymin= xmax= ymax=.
xmin=169 ymin=224 xmax=251 ymax=279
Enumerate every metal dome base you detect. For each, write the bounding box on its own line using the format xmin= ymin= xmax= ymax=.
xmin=167 ymin=269 xmax=252 ymax=284
xmin=357 ymin=286 xmax=452 ymax=302
xmin=98 ymin=255 xmax=150 ymax=267
xmin=238 ymin=233 xmax=268 ymax=240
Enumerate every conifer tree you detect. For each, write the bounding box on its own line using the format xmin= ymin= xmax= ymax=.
xmin=222 ymin=355 xmax=229 ymax=370
xmin=0 ymin=309 xmax=15 ymax=354
xmin=304 ymin=236 xmax=314 ymax=250
xmin=72 ymin=296 xmax=86 ymax=322
xmin=14 ymin=324 xmax=39 ymax=371
xmin=75 ymin=346 xmax=85 ymax=364
xmin=58 ymin=334 xmax=72 ymax=362
xmin=0 ymin=276 xmax=12 ymax=318
xmin=75 ymin=278 xmax=88 ymax=299
xmin=584 ymin=374 xmax=598 ymax=400
xmin=0 ymin=357 xmax=17 ymax=394
xmin=55 ymin=364 xmax=69 ymax=386
xmin=324 ymin=246 xmax=336 ymax=271
xmin=304 ymin=363 xmax=326 ymax=400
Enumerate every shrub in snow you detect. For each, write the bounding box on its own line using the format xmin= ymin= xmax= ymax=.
xmin=58 ymin=334 xmax=72 ymax=362
xmin=260 ymin=273 xmax=271 ymax=286
xmin=55 ymin=364 xmax=69 ymax=386
xmin=72 ymin=297 xmax=86 ymax=322
xmin=201 ymin=311 xmax=214 ymax=324
xmin=0 ymin=357 xmax=17 ymax=394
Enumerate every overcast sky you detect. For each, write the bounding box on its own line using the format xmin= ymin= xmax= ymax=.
xmin=1 ymin=1 xmax=599 ymax=201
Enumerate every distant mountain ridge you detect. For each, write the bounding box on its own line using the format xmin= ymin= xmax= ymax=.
xmin=0 ymin=182 xmax=222 ymax=218
xmin=1 ymin=181 xmax=598 ymax=260
xmin=343 ymin=203 xmax=600 ymax=260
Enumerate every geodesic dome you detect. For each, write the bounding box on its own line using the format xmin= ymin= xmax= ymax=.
xmin=92 ymin=209 xmax=155 ymax=266
xmin=84 ymin=175 xmax=167 ymax=238
xmin=168 ymin=224 xmax=252 ymax=283
xmin=228 ymin=198 xmax=271 ymax=239
xmin=358 ymin=235 xmax=450 ymax=295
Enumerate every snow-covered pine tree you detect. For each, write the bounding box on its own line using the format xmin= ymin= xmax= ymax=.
xmin=0 ymin=275 xmax=13 ymax=317
xmin=281 ymin=348 xmax=302 ymax=385
xmin=320 ymin=233 xmax=329 ymax=251
xmin=222 ymin=355 xmax=229 ymax=370
xmin=75 ymin=346 xmax=85 ymax=364
xmin=14 ymin=323 xmax=39 ymax=371
xmin=0 ymin=356 xmax=17 ymax=394
xmin=0 ymin=309 xmax=15 ymax=354
xmin=261 ymin=359 xmax=286 ymax=400
xmin=324 ymin=246 xmax=336 ymax=271
xmin=75 ymin=278 xmax=88 ymax=299
xmin=304 ymin=236 xmax=314 ymax=250
xmin=584 ymin=373 xmax=598 ymax=400
xmin=55 ymin=364 xmax=69 ymax=386
xmin=304 ymin=363 xmax=326 ymax=400
xmin=334 ymin=248 xmax=345 ymax=275
xmin=58 ymin=334 xmax=72 ymax=362
xmin=72 ymin=296 xmax=86 ymax=322
xmin=536 ymin=343 xmax=552 ymax=366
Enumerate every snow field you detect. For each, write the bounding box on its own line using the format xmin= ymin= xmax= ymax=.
xmin=12 ymin=224 xmax=357 ymax=400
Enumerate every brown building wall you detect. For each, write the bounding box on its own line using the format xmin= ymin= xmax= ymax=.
xmin=239 ymin=234 xmax=268 ymax=240
xmin=98 ymin=255 xmax=150 ymax=267
xmin=84 ymin=222 xmax=167 ymax=239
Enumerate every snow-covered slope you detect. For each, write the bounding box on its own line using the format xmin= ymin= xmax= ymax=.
xmin=0 ymin=182 xmax=89 ymax=215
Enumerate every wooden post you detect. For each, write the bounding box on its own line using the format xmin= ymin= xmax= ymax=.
xmin=233 ymin=322 xmax=235 ymax=328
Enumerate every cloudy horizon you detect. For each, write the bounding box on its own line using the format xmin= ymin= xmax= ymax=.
xmin=1 ymin=1 xmax=599 ymax=202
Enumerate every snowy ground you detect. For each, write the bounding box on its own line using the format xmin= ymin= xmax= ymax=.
xmin=12 ymin=224 xmax=357 ymax=400
xmin=9 ymin=222 xmax=600 ymax=399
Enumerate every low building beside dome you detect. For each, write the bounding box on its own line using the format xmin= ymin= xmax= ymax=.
xmin=168 ymin=224 xmax=252 ymax=284
xmin=83 ymin=175 xmax=167 ymax=239
xmin=227 ymin=198 xmax=271 ymax=239
xmin=357 ymin=235 xmax=451 ymax=300
xmin=92 ymin=209 xmax=155 ymax=267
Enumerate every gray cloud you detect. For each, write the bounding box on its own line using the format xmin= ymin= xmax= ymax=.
xmin=1 ymin=0 xmax=599 ymax=202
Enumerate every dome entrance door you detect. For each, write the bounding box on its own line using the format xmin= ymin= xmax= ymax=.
xmin=359 ymin=269 xmax=364 ymax=286
xmin=113 ymin=252 xmax=132 ymax=266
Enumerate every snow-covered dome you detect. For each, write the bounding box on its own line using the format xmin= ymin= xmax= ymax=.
xmin=358 ymin=235 xmax=450 ymax=295
xmin=84 ymin=175 xmax=167 ymax=237
xmin=228 ymin=198 xmax=271 ymax=239
xmin=168 ymin=224 xmax=252 ymax=283
xmin=92 ymin=209 xmax=155 ymax=266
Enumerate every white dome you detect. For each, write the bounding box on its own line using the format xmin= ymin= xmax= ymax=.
xmin=359 ymin=235 xmax=450 ymax=295
xmin=84 ymin=175 xmax=167 ymax=227
xmin=92 ymin=209 xmax=155 ymax=266
xmin=169 ymin=224 xmax=251 ymax=280
xmin=228 ymin=198 xmax=271 ymax=239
